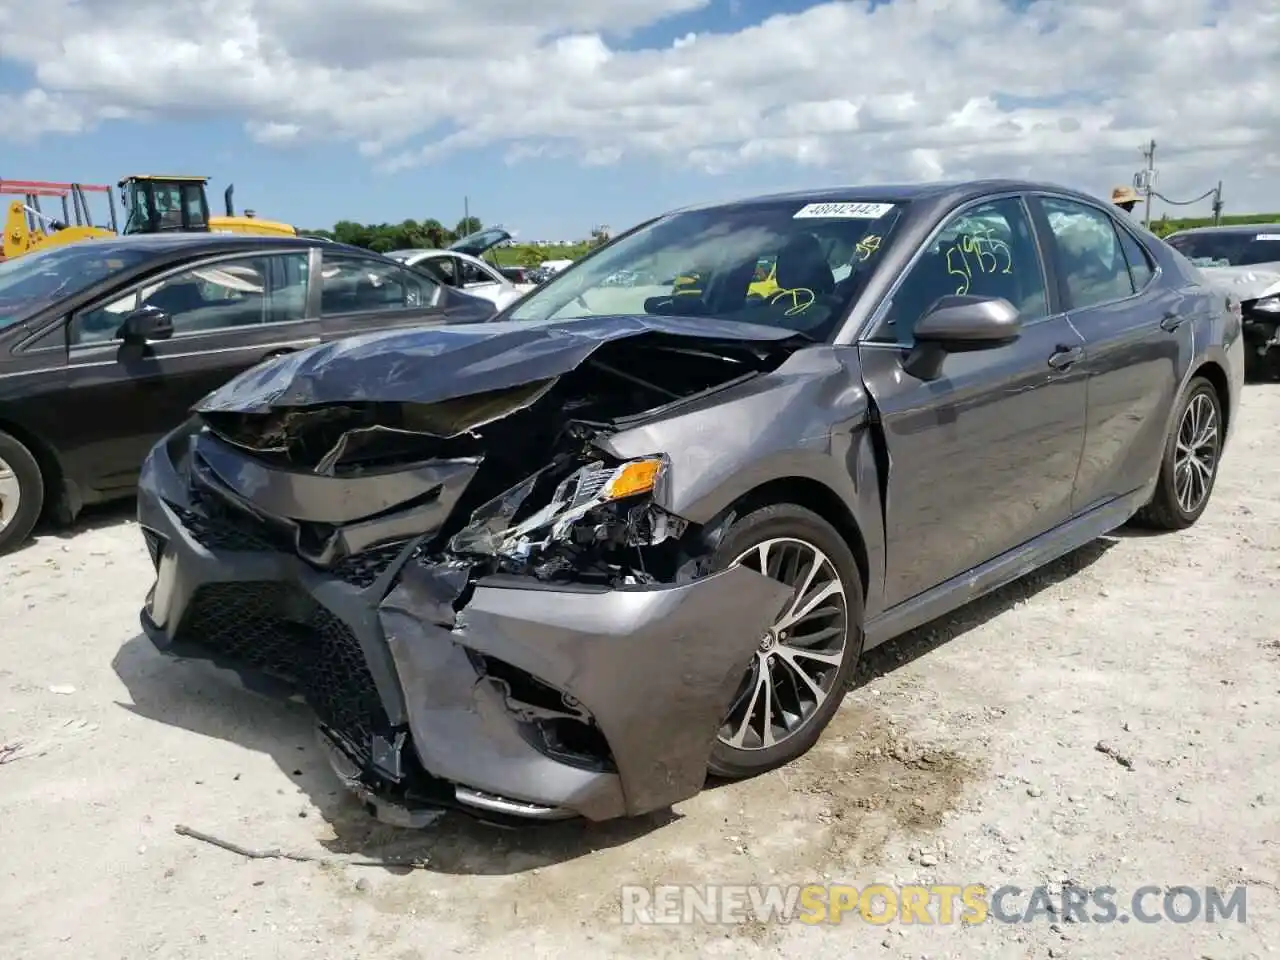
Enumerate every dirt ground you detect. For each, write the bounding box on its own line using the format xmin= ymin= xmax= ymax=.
xmin=2 ymin=386 xmax=1278 ymax=960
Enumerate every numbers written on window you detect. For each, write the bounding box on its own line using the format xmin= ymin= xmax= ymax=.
xmin=319 ymin=255 xmax=434 ymax=316
xmin=1040 ymin=198 xmax=1137 ymax=310
xmin=71 ymin=252 xmax=310 ymax=345
xmin=878 ymin=197 xmax=1049 ymax=344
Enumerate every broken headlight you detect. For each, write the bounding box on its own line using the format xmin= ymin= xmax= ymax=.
xmin=497 ymin=455 xmax=678 ymax=561
xmin=1249 ymin=294 xmax=1280 ymax=314
xmin=445 ymin=454 xmax=690 ymax=584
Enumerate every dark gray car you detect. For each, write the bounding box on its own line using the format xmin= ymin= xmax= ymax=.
xmin=135 ymin=180 xmax=1244 ymax=826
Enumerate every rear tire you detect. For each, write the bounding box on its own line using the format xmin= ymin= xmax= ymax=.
xmin=707 ymin=504 xmax=864 ymax=779
xmin=0 ymin=430 xmax=45 ymax=556
xmin=1133 ymin=376 xmax=1223 ymax=531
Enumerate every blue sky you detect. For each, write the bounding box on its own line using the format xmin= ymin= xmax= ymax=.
xmin=3 ymin=3 xmax=817 ymax=239
xmin=3 ymin=0 xmax=1275 ymax=238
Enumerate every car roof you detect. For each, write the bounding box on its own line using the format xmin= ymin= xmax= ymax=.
xmin=670 ymin=179 xmax=1104 ymax=215
xmin=66 ymin=232 xmax=363 ymax=256
xmin=1168 ymin=223 xmax=1280 ymax=236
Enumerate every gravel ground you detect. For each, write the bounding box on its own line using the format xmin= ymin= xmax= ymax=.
xmin=2 ymin=385 xmax=1278 ymax=960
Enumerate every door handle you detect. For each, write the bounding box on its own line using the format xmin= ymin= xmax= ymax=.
xmin=1047 ymin=345 xmax=1084 ymax=370
xmin=1160 ymin=310 xmax=1187 ymax=332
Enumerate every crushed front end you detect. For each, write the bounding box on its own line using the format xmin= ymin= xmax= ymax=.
xmin=1241 ymin=294 xmax=1280 ymax=380
xmin=137 ymin=325 xmax=797 ymax=824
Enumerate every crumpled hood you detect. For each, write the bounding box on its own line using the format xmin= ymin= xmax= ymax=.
xmin=194 ymin=315 xmax=800 ymax=414
xmin=1196 ymin=262 xmax=1280 ymax=301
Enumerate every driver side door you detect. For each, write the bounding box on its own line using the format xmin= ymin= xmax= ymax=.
xmin=54 ymin=250 xmax=319 ymax=496
xmin=856 ymin=194 xmax=1090 ymax=607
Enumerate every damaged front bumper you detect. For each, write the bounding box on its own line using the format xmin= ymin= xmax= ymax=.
xmin=136 ymin=428 xmax=790 ymax=824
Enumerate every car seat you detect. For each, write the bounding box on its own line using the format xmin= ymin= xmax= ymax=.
xmin=773 ymin=234 xmax=835 ymax=296
xmin=144 ymin=281 xmax=207 ymax=315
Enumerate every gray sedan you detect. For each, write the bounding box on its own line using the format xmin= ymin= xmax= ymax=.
xmin=134 ymin=179 xmax=1243 ymax=826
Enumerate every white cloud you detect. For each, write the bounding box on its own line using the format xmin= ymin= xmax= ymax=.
xmin=2 ymin=0 xmax=1278 ymax=210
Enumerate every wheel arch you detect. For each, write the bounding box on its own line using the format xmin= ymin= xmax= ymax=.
xmin=716 ymin=476 xmax=871 ymax=597
xmin=0 ymin=415 xmax=65 ymax=519
xmin=1190 ymin=359 xmax=1231 ymax=433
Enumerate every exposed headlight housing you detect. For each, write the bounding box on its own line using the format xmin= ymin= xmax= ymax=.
xmin=500 ymin=456 xmax=671 ymax=552
xmin=1248 ymin=294 xmax=1280 ymax=313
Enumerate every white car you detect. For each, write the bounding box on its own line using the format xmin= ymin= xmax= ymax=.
xmin=388 ymin=227 xmax=533 ymax=311
xmin=1166 ymin=224 xmax=1280 ymax=380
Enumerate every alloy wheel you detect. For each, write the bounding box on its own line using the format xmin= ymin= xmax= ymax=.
xmin=1174 ymin=392 xmax=1220 ymax=514
xmin=0 ymin=455 xmax=20 ymax=532
xmin=717 ymin=537 xmax=849 ymax=751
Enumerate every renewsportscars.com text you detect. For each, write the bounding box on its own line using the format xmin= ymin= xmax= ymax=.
xmin=621 ymin=883 xmax=1249 ymax=926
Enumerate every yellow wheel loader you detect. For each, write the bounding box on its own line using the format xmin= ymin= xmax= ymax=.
xmin=118 ymin=175 xmax=296 ymax=238
xmin=0 ymin=180 xmax=118 ymax=260
xmin=0 ymin=175 xmax=296 ymax=260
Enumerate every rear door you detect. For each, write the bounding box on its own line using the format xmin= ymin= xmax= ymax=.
xmin=857 ymin=194 xmax=1089 ymax=607
xmin=317 ymin=250 xmax=449 ymax=340
xmin=54 ymin=249 xmax=319 ymax=493
xmin=1029 ymin=194 xmax=1192 ymax=513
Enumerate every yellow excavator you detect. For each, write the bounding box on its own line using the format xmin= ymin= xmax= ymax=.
xmin=1 ymin=175 xmax=295 ymax=260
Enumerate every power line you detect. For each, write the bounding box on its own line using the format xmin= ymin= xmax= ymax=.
xmin=1132 ymin=142 xmax=1225 ymax=226
xmin=1151 ymin=188 xmax=1217 ymax=206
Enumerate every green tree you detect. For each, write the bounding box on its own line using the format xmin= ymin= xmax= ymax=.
xmin=455 ymin=216 xmax=483 ymax=237
xmin=422 ymin=218 xmax=450 ymax=248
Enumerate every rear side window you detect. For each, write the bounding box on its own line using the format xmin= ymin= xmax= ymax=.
xmin=319 ymin=254 xmax=434 ymax=316
xmin=1116 ymin=228 xmax=1155 ymax=292
xmin=1039 ymin=198 xmax=1134 ymax=310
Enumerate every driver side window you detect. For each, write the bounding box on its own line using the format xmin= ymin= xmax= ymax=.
xmin=70 ymin=253 xmax=309 ymax=345
xmin=873 ymin=197 xmax=1049 ymax=344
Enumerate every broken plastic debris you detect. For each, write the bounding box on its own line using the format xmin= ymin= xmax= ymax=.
xmin=48 ymin=684 xmax=76 ymax=695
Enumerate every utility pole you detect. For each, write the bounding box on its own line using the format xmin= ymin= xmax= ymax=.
xmin=464 ymin=195 xmax=469 ymax=232
xmin=1141 ymin=139 xmax=1156 ymax=230
xmin=1212 ymin=181 xmax=1224 ymax=225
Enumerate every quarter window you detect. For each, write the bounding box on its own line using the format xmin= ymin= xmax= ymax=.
xmin=1116 ymin=227 xmax=1155 ymax=292
xmin=71 ymin=252 xmax=310 ymax=345
xmin=319 ymin=255 xmax=434 ymax=316
xmin=875 ymin=197 xmax=1049 ymax=344
xmin=1040 ymin=197 xmax=1135 ymax=309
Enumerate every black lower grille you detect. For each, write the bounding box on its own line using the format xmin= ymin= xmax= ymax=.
xmin=330 ymin=539 xmax=412 ymax=588
xmin=172 ymin=504 xmax=274 ymax=552
xmin=175 ymin=582 xmax=390 ymax=759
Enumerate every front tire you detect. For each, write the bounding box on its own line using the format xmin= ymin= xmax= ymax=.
xmin=707 ymin=504 xmax=864 ymax=779
xmin=0 ymin=430 xmax=45 ymax=556
xmin=1133 ymin=376 xmax=1223 ymax=530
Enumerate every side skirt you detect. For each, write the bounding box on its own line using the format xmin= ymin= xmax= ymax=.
xmin=862 ymin=488 xmax=1149 ymax=650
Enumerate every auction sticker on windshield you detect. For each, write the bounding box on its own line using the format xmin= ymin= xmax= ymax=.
xmin=1254 ymin=234 xmax=1280 ymax=241
xmin=793 ymin=202 xmax=895 ymax=219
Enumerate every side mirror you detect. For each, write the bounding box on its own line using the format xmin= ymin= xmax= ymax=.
xmin=117 ymin=305 xmax=174 ymax=344
xmin=904 ymin=295 xmax=1021 ymax=381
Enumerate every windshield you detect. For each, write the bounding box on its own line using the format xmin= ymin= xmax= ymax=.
xmin=1166 ymin=230 xmax=1280 ymax=268
xmin=506 ymin=200 xmax=907 ymax=340
xmin=0 ymin=244 xmax=153 ymax=330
